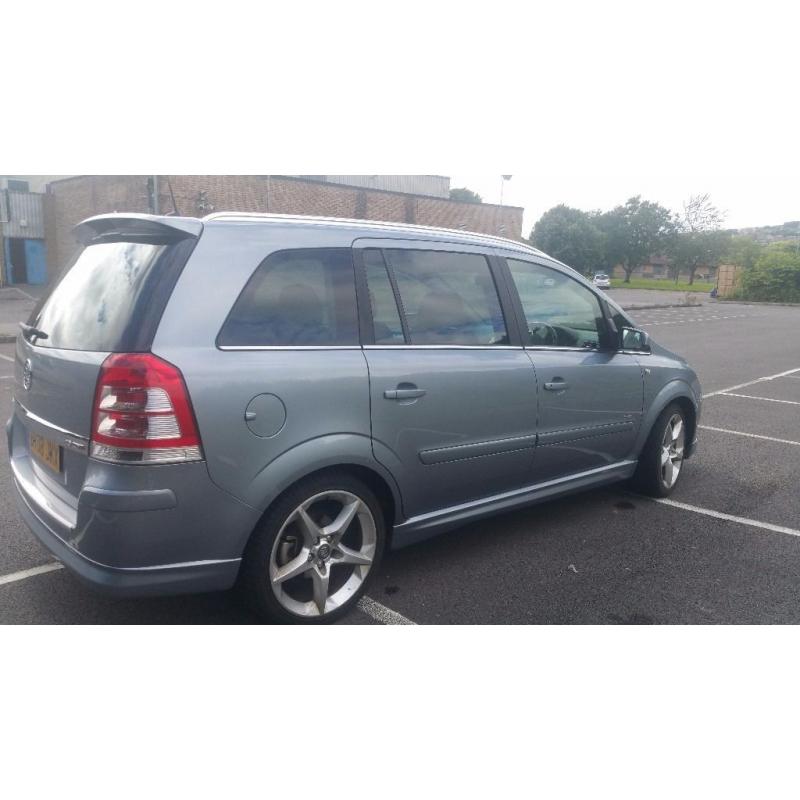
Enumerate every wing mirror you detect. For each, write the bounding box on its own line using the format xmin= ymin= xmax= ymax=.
xmin=620 ymin=326 xmax=651 ymax=353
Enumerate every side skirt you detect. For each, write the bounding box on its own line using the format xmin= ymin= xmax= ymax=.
xmin=391 ymin=460 xmax=638 ymax=548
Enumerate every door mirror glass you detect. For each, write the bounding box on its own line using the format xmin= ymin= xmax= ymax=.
xmin=621 ymin=327 xmax=650 ymax=352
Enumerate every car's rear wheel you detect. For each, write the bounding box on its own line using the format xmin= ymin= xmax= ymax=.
xmin=241 ymin=472 xmax=385 ymax=623
xmin=631 ymin=403 xmax=687 ymax=497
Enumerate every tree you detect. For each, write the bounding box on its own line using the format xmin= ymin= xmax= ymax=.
xmin=724 ymin=235 xmax=763 ymax=269
xmin=449 ymin=187 xmax=482 ymax=203
xmin=529 ymin=205 xmax=606 ymax=275
xmin=669 ymin=194 xmax=727 ymax=284
xmin=740 ymin=242 xmax=800 ymax=303
xmin=599 ymin=196 xmax=676 ymax=283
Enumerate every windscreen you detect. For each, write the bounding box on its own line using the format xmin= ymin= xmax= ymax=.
xmin=30 ymin=237 xmax=194 ymax=352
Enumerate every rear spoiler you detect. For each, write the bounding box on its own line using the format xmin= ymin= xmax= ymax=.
xmin=74 ymin=213 xmax=203 ymax=245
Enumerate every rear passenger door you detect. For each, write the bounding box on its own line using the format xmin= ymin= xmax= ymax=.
xmin=355 ymin=240 xmax=539 ymax=519
xmin=500 ymin=256 xmax=644 ymax=482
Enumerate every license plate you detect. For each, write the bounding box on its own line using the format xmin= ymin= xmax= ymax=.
xmin=30 ymin=432 xmax=62 ymax=473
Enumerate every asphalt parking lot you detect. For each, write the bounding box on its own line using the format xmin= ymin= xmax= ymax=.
xmin=1 ymin=297 xmax=799 ymax=624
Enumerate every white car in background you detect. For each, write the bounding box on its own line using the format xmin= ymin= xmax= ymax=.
xmin=593 ymin=273 xmax=611 ymax=289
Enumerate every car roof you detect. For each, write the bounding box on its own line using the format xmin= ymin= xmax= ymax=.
xmin=73 ymin=211 xmax=573 ymax=270
xmin=202 ymin=211 xmax=547 ymax=259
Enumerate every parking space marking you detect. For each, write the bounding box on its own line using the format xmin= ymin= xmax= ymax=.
xmin=357 ymin=596 xmax=416 ymax=625
xmin=0 ymin=353 xmax=15 ymax=363
xmin=652 ymin=498 xmax=800 ymax=538
xmin=703 ymin=367 xmax=800 ymax=398
xmin=722 ymin=392 xmax=800 ymax=406
xmin=699 ymin=425 xmax=800 ymax=447
xmin=644 ymin=314 xmax=752 ymax=327
xmin=0 ymin=560 xmax=411 ymax=625
xmin=0 ymin=562 xmax=64 ymax=587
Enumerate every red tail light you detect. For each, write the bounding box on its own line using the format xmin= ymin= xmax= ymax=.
xmin=91 ymin=354 xmax=203 ymax=464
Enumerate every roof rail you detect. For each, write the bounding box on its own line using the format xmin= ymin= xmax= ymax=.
xmin=202 ymin=211 xmax=545 ymax=255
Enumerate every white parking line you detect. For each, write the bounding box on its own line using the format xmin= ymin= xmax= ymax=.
xmin=0 ymin=353 xmax=15 ymax=363
xmin=0 ymin=562 xmax=64 ymax=587
xmin=652 ymin=498 xmax=800 ymax=538
xmin=0 ymin=560 xmax=413 ymax=625
xmin=699 ymin=425 xmax=800 ymax=447
xmin=357 ymin=596 xmax=416 ymax=625
xmin=703 ymin=367 xmax=800 ymax=398
xmin=722 ymin=392 xmax=800 ymax=406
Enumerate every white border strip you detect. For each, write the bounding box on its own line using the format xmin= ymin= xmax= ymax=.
xmin=653 ymin=498 xmax=800 ymax=537
xmin=703 ymin=367 xmax=800 ymax=398
xmin=722 ymin=392 xmax=800 ymax=406
xmin=358 ymin=596 xmax=416 ymax=625
xmin=699 ymin=425 xmax=800 ymax=447
xmin=0 ymin=353 xmax=15 ymax=363
xmin=0 ymin=562 xmax=63 ymax=587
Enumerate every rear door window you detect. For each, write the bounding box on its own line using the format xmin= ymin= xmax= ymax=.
xmin=31 ymin=239 xmax=194 ymax=352
xmin=218 ymin=248 xmax=359 ymax=347
xmin=383 ymin=249 xmax=508 ymax=346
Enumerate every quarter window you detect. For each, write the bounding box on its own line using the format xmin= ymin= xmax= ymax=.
xmin=507 ymin=260 xmax=605 ymax=349
xmin=363 ymin=249 xmax=405 ymax=345
xmin=384 ymin=249 xmax=508 ymax=346
xmin=218 ymin=248 xmax=358 ymax=347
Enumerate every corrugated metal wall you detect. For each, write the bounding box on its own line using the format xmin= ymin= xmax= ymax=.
xmin=0 ymin=191 xmax=46 ymax=239
xmin=308 ymin=175 xmax=451 ymax=198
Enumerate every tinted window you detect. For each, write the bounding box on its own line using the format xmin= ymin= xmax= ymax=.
xmin=507 ymin=259 xmax=604 ymax=349
xmin=363 ymin=249 xmax=404 ymax=344
xmin=384 ymin=249 xmax=508 ymax=346
xmin=32 ymin=240 xmax=192 ymax=352
xmin=218 ymin=248 xmax=358 ymax=347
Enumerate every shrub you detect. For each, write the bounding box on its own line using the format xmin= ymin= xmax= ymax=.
xmin=739 ymin=244 xmax=800 ymax=303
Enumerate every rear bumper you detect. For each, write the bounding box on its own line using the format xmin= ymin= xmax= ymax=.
xmin=12 ymin=471 xmax=241 ymax=597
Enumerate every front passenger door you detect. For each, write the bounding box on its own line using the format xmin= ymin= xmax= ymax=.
xmin=503 ymin=257 xmax=644 ymax=482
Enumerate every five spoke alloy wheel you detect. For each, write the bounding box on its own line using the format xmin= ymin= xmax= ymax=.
xmin=660 ymin=413 xmax=685 ymax=489
xmin=268 ymin=489 xmax=378 ymax=619
xmin=631 ymin=402 xmax=690 ymax=497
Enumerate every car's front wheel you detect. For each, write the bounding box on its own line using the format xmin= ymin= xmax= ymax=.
xmin=631 ymin=403 xmax=687 ymax=497
xmin=241 ymin=472 xmax=386 ymax=623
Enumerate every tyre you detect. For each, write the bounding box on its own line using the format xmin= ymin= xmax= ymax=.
xmin=241 ymin=472 xmax=386 ymax=624
xmin=631 ymin=403 xmax=687 ymax=497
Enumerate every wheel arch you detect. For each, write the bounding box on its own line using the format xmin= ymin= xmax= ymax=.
xmin=242 ymin=439 xmax=404 ymax=558
xmin=635 ymin=380 xmax=699 ymax=458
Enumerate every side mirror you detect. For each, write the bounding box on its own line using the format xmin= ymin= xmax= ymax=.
xmin=620 ymin=326 xmax=650 ymax=353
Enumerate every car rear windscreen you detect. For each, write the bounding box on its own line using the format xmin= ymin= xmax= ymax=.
xmin=30 ymin=238 xmax=195 ymax=352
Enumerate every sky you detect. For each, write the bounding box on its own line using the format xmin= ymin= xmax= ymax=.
xmin=449 ymin=174 xmax=799 ymax=238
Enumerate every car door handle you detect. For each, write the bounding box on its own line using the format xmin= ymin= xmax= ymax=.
xmin=544 ymin=380 xmax=569 ymax=391
xmin=384 ymin=388 xmax=426 ymax=400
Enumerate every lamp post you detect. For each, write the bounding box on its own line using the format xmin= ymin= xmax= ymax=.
xmin=500 ymin=175 xmax=512 ymax=206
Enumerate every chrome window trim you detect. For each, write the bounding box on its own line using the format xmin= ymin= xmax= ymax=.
xmin=618 ymin=349 xmax=652 ymax=356
xmin=363 ymin=345 xmax=523 ymax=351
xmin=524 ymin=345 xmax=601 ymax=353
xmin=217 ymin=345 xmax=362 ymax=351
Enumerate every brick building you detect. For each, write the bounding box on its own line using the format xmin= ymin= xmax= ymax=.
xmin=30 ymin=175 xmax=523 ymax=282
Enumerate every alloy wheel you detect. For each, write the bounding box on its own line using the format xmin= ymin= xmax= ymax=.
xmin=268 ymin=490 xmax=377 ymax=618
xmin=660 ymin=413 xmax=685 ymax=489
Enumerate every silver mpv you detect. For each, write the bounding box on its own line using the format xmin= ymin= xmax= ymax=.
xmin=7 ymin=213 xmax=701 ymax=623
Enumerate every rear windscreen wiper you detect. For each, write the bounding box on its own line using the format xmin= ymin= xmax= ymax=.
xmin=20 ymin=323 xmax=49 ymax=341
